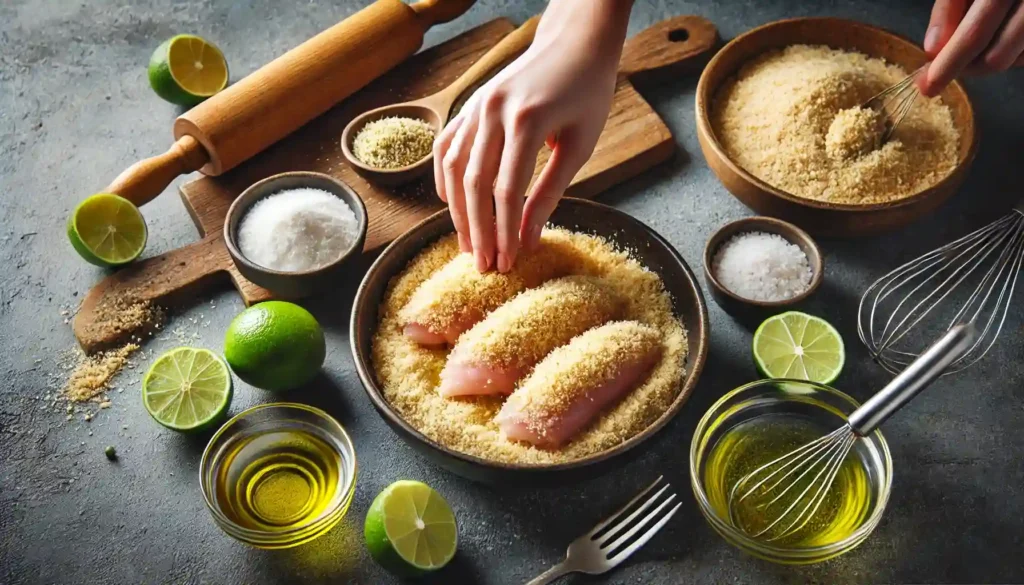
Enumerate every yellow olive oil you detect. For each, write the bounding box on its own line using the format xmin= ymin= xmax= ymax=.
xmin=214 ymin=427 xmax=342 ymax=532
xmin=704 ymin=414 xmax=873 ymax=548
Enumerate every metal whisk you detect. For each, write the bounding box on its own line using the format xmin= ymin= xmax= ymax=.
xmin=861 ymin=66 xmax=924 ymax=142
xmin=728 ymin=324 xmax=975 ymax=542
xmin=858 ymin=203 xmax=1024 ymax=375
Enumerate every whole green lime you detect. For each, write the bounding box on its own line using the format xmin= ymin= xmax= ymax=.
xmin=223 ymin=301 xmax=325 ymax=391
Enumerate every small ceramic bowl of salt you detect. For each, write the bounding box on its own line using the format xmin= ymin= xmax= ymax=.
xmin=225 ymin=171 xmax=367 ymax=299
xmin=703 ymin=216 xmax=823 ymax=318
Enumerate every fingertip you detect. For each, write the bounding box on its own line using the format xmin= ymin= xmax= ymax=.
xmin=458 ymin=232 xmax=472 ymax=253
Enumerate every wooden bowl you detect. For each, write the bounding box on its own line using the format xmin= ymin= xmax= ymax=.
xmin=703 ymin=216 xmax=823 ymax=321
xmin=340 ymin=104 xmax=441 ymax=187
xmin=695 ymin=17 xmax=978 ymax=237
xmin=349 ymin=198 xmax=710 ymax=486
xmin=224 ymin=171 xmax=368 ymax=299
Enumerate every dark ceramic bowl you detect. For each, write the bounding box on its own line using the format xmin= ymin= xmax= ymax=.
xmin=350 ymin=198 xmax=710 ymax=486
xmin=224 ymin=172 xmax=368 ymax=299
xmin=703 ymin=216 xmax=823 ymax=321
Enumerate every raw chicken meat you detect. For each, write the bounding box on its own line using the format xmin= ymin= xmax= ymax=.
xmin=439 ymin=276 xmax=623 ymax=397
xmin=496 ymin=321 xmax=662 ymax=448
xmin=400 ymin=232 xmax=585 ymax=347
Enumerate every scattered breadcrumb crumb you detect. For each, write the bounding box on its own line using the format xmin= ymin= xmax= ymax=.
xmin=64 ymin=344 xmax=139 ymax=403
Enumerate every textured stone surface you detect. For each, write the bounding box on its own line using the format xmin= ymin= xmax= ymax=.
xmin=2 ymin=0 xmax=1023 ymax=583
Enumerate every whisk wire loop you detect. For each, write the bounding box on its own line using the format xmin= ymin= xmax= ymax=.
xmin=858 ymin=210 xmax=1024 ymax=374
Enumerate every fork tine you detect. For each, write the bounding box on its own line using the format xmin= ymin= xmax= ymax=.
xmin=601 ymin=492 xmax=678 ymax=553
xmin=607 ymin=501 xmax=682 ymax=566
xmin=587 ymin=476 xmax=664 ymax=538
xmin=594 ymin=484 xmax=671 ymax=546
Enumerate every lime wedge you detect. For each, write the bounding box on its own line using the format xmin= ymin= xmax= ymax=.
xmin=148 ymin=34 xmax=229 ymax=107
xmin=67 ymin=193 xmax=147 ymax=267
xmin=364 ymin=480 xmax=458 ymax=577
xmin=753 ymin=311 xmax=845 ymax=384
xmin=142 ymin=347 xmax=232 ymax=432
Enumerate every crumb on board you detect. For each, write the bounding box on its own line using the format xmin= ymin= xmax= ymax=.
xmin=372 ymin=228 xmax=688 ymax=465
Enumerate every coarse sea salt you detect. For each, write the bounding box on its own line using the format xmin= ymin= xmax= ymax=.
xmin=238 ymin=188 xmax=359 ymax=272
xmin=712 ymin=231 xmax=812 ymax=302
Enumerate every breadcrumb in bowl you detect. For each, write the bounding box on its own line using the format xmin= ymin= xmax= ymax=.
xmin=350 ymin=198 xmax=709 ymax=485
xmin=695 ymin=17 xmax=978 ymax=237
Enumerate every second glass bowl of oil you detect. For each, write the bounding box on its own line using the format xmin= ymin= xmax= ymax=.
xmin=689 ymin=379 xmax=892 ymax=564
xmin=200 ymin=402 xmax=357 ymax=549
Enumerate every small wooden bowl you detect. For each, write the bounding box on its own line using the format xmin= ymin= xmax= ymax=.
xmin=695 ymin=17 xmax=978 ymax=237
xmin=340 ymin=104 xmax=441 ymax=187
xmin=224 ymin=171 xmax=368 ymax=299
xmin=703 ymin=216 xmax=823 ymax=321
xmin=350 ymin=198 xmax=710 ymax=486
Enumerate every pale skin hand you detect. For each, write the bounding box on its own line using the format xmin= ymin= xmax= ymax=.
xmin=433 ymin=0 xmax=635 ymax=273
xmin=919 ymin=0 xmax=1024 ymax=96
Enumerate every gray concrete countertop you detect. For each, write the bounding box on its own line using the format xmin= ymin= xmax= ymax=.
xmin=2 ymin=0 xmax=1022 ymax=583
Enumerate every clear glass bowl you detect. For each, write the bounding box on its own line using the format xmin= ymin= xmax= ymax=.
xmin=199 ymin=403 xmax=357 ymax=549
xmin=689 ymin=379 xmax=892 ymax=564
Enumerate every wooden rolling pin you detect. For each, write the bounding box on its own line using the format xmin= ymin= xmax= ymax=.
xmin=106 ymin=0 xmax=476 ymax=206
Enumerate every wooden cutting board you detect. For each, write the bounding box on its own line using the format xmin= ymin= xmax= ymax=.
xmin=74 ymin=15 xmax=718 ymax=352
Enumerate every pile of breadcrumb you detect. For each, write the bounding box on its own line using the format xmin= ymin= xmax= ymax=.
xmin=372 ymin=228 xmax=688 ymax=465
xmin=712 ymin=45 xmax=960 ymax=204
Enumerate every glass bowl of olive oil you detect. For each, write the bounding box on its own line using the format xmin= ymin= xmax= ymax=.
xmin=689 ymin=379 xmax=892 ymax=564
xmin=200 ymin=402 xmax=357 ymax=549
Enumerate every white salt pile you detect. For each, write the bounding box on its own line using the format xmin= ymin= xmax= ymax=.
xmin=712 ymin=231 xmax=813 ymax=302
xmin=238 ymin=188 xmax=359 ymax=272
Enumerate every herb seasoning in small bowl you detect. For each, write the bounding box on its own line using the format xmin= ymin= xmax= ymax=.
xmin=703 ymin=216 xmax=823 ymax=318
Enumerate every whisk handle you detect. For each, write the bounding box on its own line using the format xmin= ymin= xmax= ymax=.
xmin=848 ymin=324 xmax=976 ymax=436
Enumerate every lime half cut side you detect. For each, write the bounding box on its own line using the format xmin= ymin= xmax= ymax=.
xmin=67 ymin=193 xmax=147 ymax=267
xmin=148 ymin=34 xmax=229 ymax=107
xmin=753 ymin=311 xmax=845 ymax=384
xmin=365 ymin=480 xmax=458 ymax=577
xmin=143 ymin=347 xmax=232 ymax=432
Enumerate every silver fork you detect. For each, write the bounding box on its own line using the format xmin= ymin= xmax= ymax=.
xmin=524 ymin=476 xmax=681 ymax=585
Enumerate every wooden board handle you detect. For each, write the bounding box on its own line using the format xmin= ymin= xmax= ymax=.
xmin=72 ymin=235 xmax=229 ymax=353
xmin=437 ymin=14 xmax=540 ymax=104
xmin=411 ymin=0 xmax=477 ymax=26
xmin=105 ymin=136 xmax=209 ymax=207
xmin=619 ymin=15 xmax=718 ymax=84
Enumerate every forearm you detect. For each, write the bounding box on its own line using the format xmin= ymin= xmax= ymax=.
xmin=538 ymin=0 xmax=634 ymax=56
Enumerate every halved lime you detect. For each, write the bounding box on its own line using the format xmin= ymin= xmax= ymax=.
xmin=364 ymin=480 xmax=458 ymax=577
xmin=753 ymin=311 xmax=845 ymax=384
xmin=67 ymin=193 xmax=147 ymax=267
xmin=142 ymin=347 xmax=232 ymax=432
xmin=148 ymin=34 xmax=229 ymax=107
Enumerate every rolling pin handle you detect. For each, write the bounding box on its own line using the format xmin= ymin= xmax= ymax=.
xmin=410 ymin=0 xmax=477 ymax=26
xmin=105 ymin=135 xmax=209 ymax=207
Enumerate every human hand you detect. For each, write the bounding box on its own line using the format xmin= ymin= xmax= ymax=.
xmin=919 ymin=0 xmax=1024 ymax=96
xmin=433 ymin=0 xmax=634 ymax=273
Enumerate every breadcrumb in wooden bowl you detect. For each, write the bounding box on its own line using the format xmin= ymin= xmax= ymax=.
xmin=695 ymin=17 xmax=978 ymax=237
xmin=350 ymin=198 xmax=710 ymax=486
